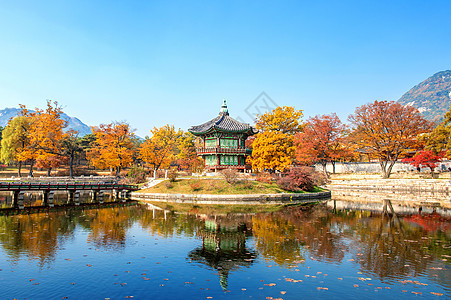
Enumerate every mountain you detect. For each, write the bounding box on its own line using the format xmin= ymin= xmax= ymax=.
xmin=0 ymin=107 xmax=92 ymax=136
xmin=397 ymin=70 xmax=451 ymax=123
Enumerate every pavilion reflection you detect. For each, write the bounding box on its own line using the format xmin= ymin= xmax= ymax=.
xmin=188 ymin=214 xmax=257 ymax=290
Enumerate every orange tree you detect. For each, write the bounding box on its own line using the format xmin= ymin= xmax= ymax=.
xmin=25 ymin=101 xmax=68 ymax=176
xmin=139 ymin=125 xmax=182 ymax=176
xmin=248 ymin=106 xmax=303 ymax=172
xmin=295 ymin=113 xmax=350 ymax=175
xmin=348 ymin=100 xmax=432 ymax=178
xmin=87 ymin=122 xmax=135 ymax=175
xmin=176 ymin=132 xmax=203 ymax=173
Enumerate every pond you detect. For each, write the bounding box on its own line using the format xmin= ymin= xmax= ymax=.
xmin=0 ymin=200 xmax=449 ymax=299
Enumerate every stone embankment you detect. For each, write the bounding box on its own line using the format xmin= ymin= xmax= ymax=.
xmin=132 ymin=191 xmax=331 ymax=205
xmin=328 ymin=179 xmax=451 ymax=208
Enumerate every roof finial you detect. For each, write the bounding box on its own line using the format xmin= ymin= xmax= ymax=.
xmin=220 ymin=99 xmax=229 ymax=115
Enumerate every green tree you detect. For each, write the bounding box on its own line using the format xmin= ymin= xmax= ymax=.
xmin=0 ymin=116 xmax=31 ymax=177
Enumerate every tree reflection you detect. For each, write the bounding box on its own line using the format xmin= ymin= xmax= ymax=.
xmin=0 ymin=211 xmax=76 ymax=267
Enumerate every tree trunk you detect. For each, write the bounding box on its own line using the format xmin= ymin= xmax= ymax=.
xmin=18 ymin=161 xmax=22 ymax=177
xmin=321 ymin=161 xmax=329 ymax=178
xmin=47 ymin=168 xmax=52 ymax=177
xmin=69 ymin=152 xmax=74 ymax=178
xmin=29 ymin=160 xmax=34 ymax=177
xmin=381 ymin=160 xmax=396 ymax=179
xmin=331 ymin=161 xmax=336 ymax=174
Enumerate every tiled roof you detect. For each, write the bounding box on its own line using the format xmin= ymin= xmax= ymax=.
xmin=189 ymin=113 xmax=257 ymax=135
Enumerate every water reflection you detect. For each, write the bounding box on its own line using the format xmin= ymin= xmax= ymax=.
xmin=0 ymin=201 xmax=449 ymax=293
xmin=187 ymin=215 xmax=257 ymax=290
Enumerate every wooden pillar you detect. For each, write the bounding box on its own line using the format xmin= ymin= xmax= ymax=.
xmin=68 ymin=190 xmax=74 ymax=204
xmin=74 ymin=191 xmax=80 ymax=205
xmin=91 ymin=190 xmax=97 ymax=202
xmin=98 ymin=190 xmax=104 ymax=204
xmin=12 ymin=191 xmax=24 ymax=209
xmin=113 ymin=189 xmax=120 ymax=201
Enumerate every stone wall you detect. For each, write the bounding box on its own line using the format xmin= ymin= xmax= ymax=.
xmin=328 ymin=179 xmax=451 ymax=208
xmin=316 ymin=160 xmax=451 ymax=174
xmin=131 ymin=191 xmax=331 ymax=205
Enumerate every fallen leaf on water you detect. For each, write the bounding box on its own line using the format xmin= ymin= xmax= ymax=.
xmin=338 ymin=278 xmax=343 ymax=280
xmin=402 ymin=290 xmax=407 ymax=292
xmin=430 ymin=292 xmax=443 ymax=296
xmin=385 ymin=287 xmax=391 ymax=289
xmin=353 ymin=285 xmax=359 ymax=287
xmin=317 ymin=287 xmax=328 ymax=290
xmin=65 ymin=259 xmax=72 ymax=261
xmin=241 ymin=288 xmax=246 ymax=291
xmin=412 ymin=292 xmax=422 ymax=295
xmin=281 ymin=291 xmax=286 ymax=294
xmin=264 ymin=283 xmax=276 ymax=286
xmin=33 ymin=283 xmax=40 ymax=285
xmin=86 ymin=264 xmax=93 ymax=267
xmin=29 ymin=279 xmax=35 ymax=282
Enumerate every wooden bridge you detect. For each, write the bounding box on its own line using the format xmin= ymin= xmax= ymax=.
xmin=0 ymin=182 xmax=139 ymax=209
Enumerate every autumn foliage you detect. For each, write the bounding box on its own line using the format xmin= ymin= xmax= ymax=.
xmin=87 ymin=122 xmax=135 ymax=175
xmin=348 ymin=100 xmax=431 ymax=178
xmin=401 ymin=150 xmax=443 ymax=176
xmin=295 ymin=113 xmax=350 ymax=175
xmin=248 ymin=106 xmax=303 ymax=172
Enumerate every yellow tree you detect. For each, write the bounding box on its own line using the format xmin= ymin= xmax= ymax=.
xmin=0 ymin=116 xmax=32 ymax=177
xmin=139 ymin=125 xmax=182 ymax=176
xmin=248 ymin=106 xmax=303 ymax=172
xmin=176 ymin=132 xmax=204 ymax=172
xmin=424 ymin=104 xmax=451 ymax=156
xmin=87 ymin=122 xmax=135 ymax=175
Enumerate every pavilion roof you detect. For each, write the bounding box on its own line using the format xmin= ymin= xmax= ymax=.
xmin=188 ymin=100 xmax=257 ymax=136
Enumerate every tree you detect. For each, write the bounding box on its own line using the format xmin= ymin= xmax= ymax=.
xmin=0 ymin=116 xmax=31 ymax=176
xmin=139 ymin=125 xmax=182 ymax=176
xmin=401 ymin=150 xmax=443 ymax=176
xmin=87 ymin=122 xmax=135 ymax=175
xmin=21 ymin=101 xmax=68 ymax=176
xmin=348 ymin=100 xmax=432 ymax=178
xmin=176 ymin=132 xmax=203 ymax=173
xmin=255 ymin=106 xmax=304 ymax=134
xmin=60 ymin=130 xmax=83 ymax=178
xmin=248 ymin=106 xmax=303 ymax=172
xmin=295 ymin=113 xmax=350 ymax=175
xmin=424 ymin=104 xmax=451 ymax=156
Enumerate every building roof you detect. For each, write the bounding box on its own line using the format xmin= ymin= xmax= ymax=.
xmin=188 ymin=100 xmax=257 ymax=136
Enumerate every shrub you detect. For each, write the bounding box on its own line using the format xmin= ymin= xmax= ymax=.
xmin=126 ymin=166 xmax=148 ymax=184
xmin=256 ymin=173 xmax=273 ymax=184
xmin=0 ymin=164 xmax=7 ymax=171
xmin=206 ymin=180 xmax=218 ymax=191
xmin=189 ymin=181 xmax=202 ymax=191
xmin=167 ymin=169 xmax=178 ymax=182
xmin=276 ymin=167 xmax=314 ymax=192
xmin=240 ymin=180 xmax=253 ymax=190
xmin=221 ymin=168 xmax=239 ymax=184
xmin=310 ymin=170 xmax=329 ymax=186
xmin=164 ymin=181 xmax=173 ymax=189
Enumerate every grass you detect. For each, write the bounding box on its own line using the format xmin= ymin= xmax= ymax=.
xmin=138 ymin=178 xmax=326 ymax=195
xmin=143 ymin=200 xmax=316 ymax=214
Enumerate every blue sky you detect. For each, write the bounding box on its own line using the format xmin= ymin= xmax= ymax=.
xmin=0 ymin=0 xmax=450 ymax=137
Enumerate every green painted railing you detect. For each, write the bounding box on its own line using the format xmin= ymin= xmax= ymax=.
xmin=0 ymin=182 xmax=139 ymax=191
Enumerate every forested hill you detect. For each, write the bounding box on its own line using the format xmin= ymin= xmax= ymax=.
xmin=397 ymin=70 xmax=451 ymax=123
xmin=0 ymin=107 xmax=92 ymax=136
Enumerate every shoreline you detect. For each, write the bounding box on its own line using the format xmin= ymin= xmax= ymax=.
xmin=131 ymin=190 xmax=331 ymax=205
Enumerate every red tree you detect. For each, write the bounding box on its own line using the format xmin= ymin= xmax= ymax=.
xmin=295 ymin=113 xmax=350 ymax=175
xmin=401 ymin=150 xmax=443 ymax=176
